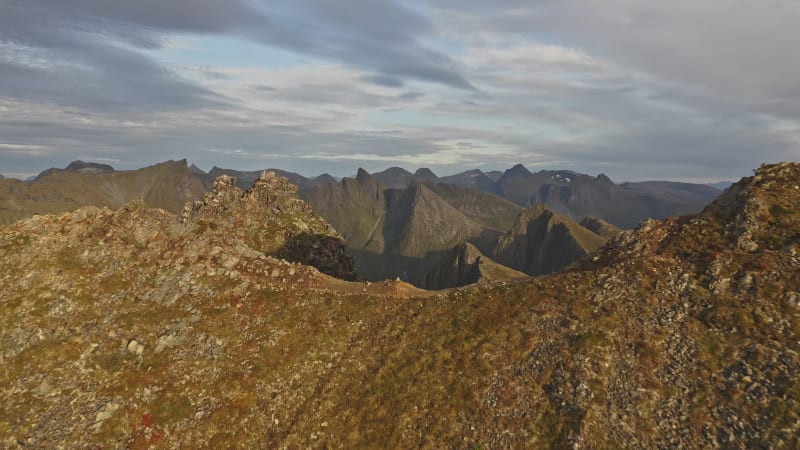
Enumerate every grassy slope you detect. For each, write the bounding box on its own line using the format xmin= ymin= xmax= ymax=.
xmin=0 ymin=164 xmax=798 ymax=448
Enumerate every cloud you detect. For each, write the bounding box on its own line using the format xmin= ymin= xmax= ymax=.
xmin=12 ymin=0 xmax=264 ymax=36
xmin=1 ymin=0 xmax=474 ymax=94
xmin=0 ymin=0 xmax=475 ymax=177
xmin=0 ymin=143 xmax=50 ymax=154
xmin=242 ymin=1 xmax=475 ymax=90
xmin=0 ymin=0 xmax=797 ymax=182
xmin=414 ymin=1 xmax=800 ymax=179
xmin=428 ymin=0 xmax=800 ymax=117
xmin=0 ymin=2 xmax=226 ymax=112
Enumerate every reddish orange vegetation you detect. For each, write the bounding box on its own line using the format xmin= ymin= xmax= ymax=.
xmin=140 ymin=413 xmax=153 ymax=429
xmin=126 ymin=412 xmax=162 ymax=449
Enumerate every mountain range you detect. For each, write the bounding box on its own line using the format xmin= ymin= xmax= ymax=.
xmin=0 ymin=160 xmax=207 ymax=226
xmin=301 ymin=165 xmax=718 ymax=288
xmin=0 ymin=160 xmax=724 ymax=289
xmin=425 ymin=164 xmax=721 ymax=229
xmin=302 ymin=169 xmax=611 ymax=289
xmin=0 ymin=162 xmax=797 ymax=448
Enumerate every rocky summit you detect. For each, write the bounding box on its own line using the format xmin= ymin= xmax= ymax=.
xmin=0 ymin=163 xmax=798 ymax=448
xmin=181 ymin=171 xmax=356 ymax=280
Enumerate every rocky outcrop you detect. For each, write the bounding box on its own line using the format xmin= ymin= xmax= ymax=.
xmin=580 ymin=216 xmax=623 ymax=240
xmin=203 ymin=167 xmax=326 ymax=191
xmin=182 ymin=171 xmax=356 ymax=280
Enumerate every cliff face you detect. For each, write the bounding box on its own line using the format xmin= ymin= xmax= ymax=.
xmin=422 ymin=242 xmax=528 ymax=288
xmin=493 ymin=204 xmax=607 ymax=275
xmin=303 ymin=175 xmax=524 ymax=289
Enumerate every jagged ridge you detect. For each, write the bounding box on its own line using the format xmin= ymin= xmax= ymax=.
xmin=181 ymin=172 xmax=356 ymax=280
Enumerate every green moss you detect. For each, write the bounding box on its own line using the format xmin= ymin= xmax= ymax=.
xmin=208 ymin=432 xmax=236 ymax=447
xmin=536 ymin=401 xmax=575 ymax=448
xmin=98 ymin=271 xmax=128 ymax=293
xmin=0 ymin=234 xmax=32 ymax=250
xmin=588 ymin=378 xmax=608 ymax=405
xmin=152 ymin=395 xmax=193 ymax=425
xmin=54 ymin=248 xmax=85 ymax=272
xmin=92 ymin=351 xmax=130 ymax=372
xmin=569 ymin=331 xmax=607 ymax=353
xmin=692 ymin=321 xmax=739 ymax=373
xmin=770 ymin=204 xmax=792 ymax=216
xmin=117 ymin=305 xmax=187 ymax=330
xmin=634 ymin=340 xmax=664 ymax=367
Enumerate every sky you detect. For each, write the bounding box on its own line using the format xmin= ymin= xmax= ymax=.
xmin=1 ymin=0 xmax=799 ymax=182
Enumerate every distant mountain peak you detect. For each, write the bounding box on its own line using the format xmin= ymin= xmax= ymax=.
xmin=142 ymin=159 xmax=189 ymax=172
xmin=493 ymin=203 xmax=606 ymax=276
xmin=413 ymin=167 xmax=438 ymax=181
xmin=415 ymin=168 xmax=434 ymax=175
xmin=506 ymin=163 xmax=532 ymax=177
xmin=595 ymin=173 xmax=613 ymax=183
xmin=35 ymin=160 xmax=115 ymax=180
xmin=372 ymin=167 xmax=415 ymax=189
xmin=381 ymin=166 xmax=412 ymax=175
xmin=188 ymin=164 xmax=206 ymax=175
xmin=355 ymin=168 xmax=372 ymax=183
xmin=311 ymin=173 xmax=337 ymax=187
